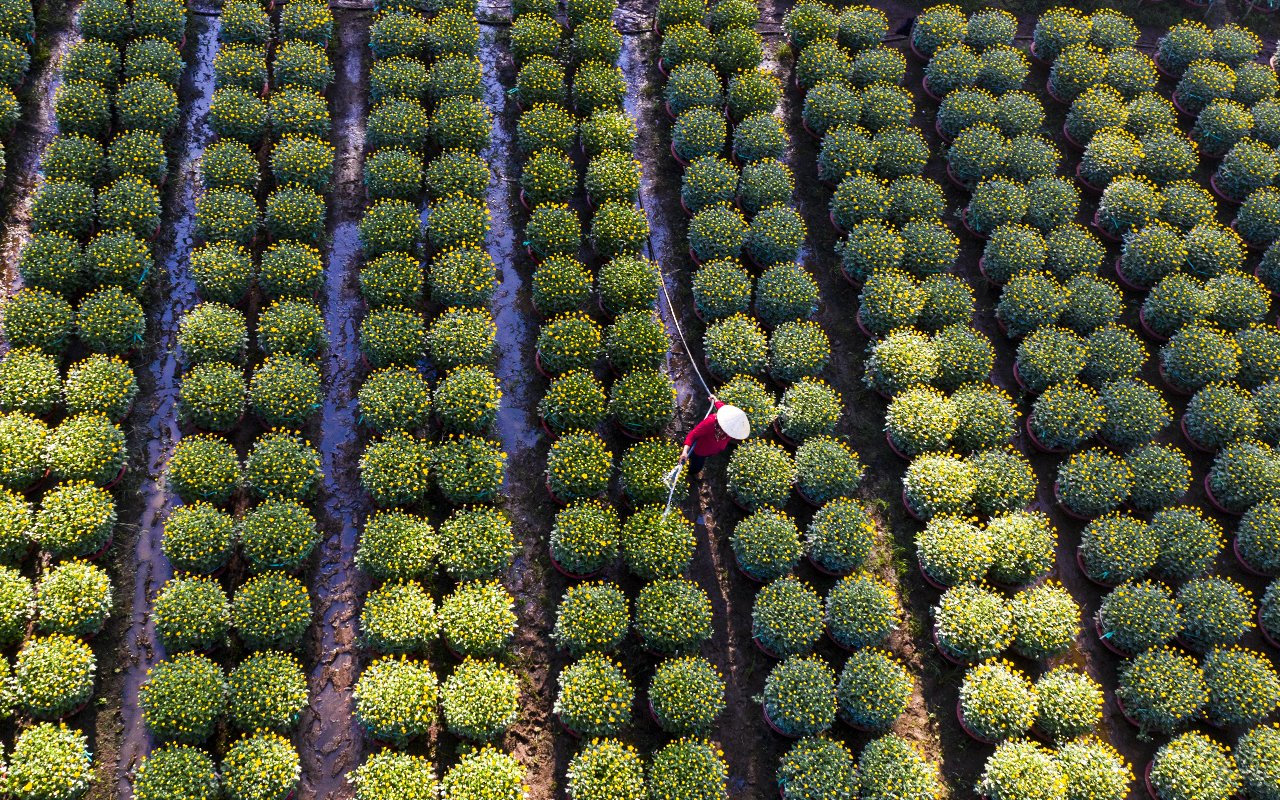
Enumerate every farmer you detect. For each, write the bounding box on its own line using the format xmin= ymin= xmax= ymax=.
xmin=677 ymin=396 xmax=751 ymax=478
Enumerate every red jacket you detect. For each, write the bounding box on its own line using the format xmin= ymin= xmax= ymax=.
xmin=684 ymin=401 xmax=732 ymax=457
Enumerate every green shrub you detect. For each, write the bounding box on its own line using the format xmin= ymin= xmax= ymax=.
xmin=733 ymin=111 xmax=787 ymax=161
xmin=430 ymin=508 xmax=509 ymax=580
xmin=153 ymin=575 xmax=229 ymax=652
xmin=232 ymin=571 xmax=311 ymax=650
xmin=433 ymin=434 xmax=505 ymax=505
xmin=1149 ymin=732 xmax=1241 ymax=800
xmin=635 ymin=579 xmax=712 ymax=655
xmin=361 ymin=580 xmax=436 ymax=655
xmin=133 ymin=745 xmax=220 ymax=800
xmin=555 ymin=654 xmax=633 ymax=736
xmin=752 ymin=576 xmax=821 ymax=657
xmin=355 ymin=509 xmax=438 ymax=583
xmin=1178 ymin=576 xmax=1255 ymax=651
xmin=933 ymin=582 xmax=1012 ymax=661
xmin=622 ymin=505 xmax=695 ymax=580
xmin=140 ymin=652 xmax=227 ymax=744
xmin=441 ymin=747 xmax=524 ymax=800
xmin=858 ymin=735 xmax=940 ymax=800
xmin=7 ymin=723 xmax=92 ymax=800
xmin=227 ymin=650 xmax=307 ymax=735
xmin=977 ymin=740 xmax=1065 ymax=800
xmin=221 ymin=733 xmax=300 ymax=800
xmin=650 ymin=656 xmax=725 ymax=735
xmin=762 ymin=655 xmax=836 ymax=737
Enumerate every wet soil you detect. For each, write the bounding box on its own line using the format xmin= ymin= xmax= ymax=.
xmin=476 ymin=18 xmax=568 ymax=800
xmin=296 ymin=9 xmax=372 ymax=800
xmin=0 ymin=0 xmax=78 ymax=296
xmin=106 ymin=14 xmax=219 ymax=799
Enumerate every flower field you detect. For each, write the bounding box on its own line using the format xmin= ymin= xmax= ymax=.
xmin=1 ymin=0 xmax=1280 ymax=797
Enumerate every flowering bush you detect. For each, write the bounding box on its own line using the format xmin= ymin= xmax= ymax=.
xmin=1216 ymin=139 xmax=1280 ymax=204
xmin=1194 ymin=99 xmax=1254 ymax=158
xmin=716 ymin=374 xmax=778 ymax=434
xmin=0 ymin=414 xmax=47 ymax=493
xmin=564 ymin=741 xmax=644 ymax=800
xmin=1015 ymin=326 xmax=1085 ymax=394
xmin=733 ymin=111 xmax=789 ymax=163
xmin=619 ymin=438 xmax=685 ymax=506
xmin=439 ymin=658 xmax=521 ymax=744
xmin=153 ymin=575 xmax=229 ymax=652
xmin=240 ymin=498 xmax=318 ymax=572
xmin=834 ymin=651 xmax=910 ymax=737
xmin=14 ymin=633 xmax=95 ymax=720
xmin=134 ymin=744 xmax=220 ymax=800
xmin=730 ymin=506 xmax=801 ymax=581
xmin=858 ymin=735 xmax=940 ymax=800
xmin=1162 ymin=322 xmax=1241 ymax=393
xmin=438 ymin=579 xmax=517 ymax=659
xmin=546 ymin=431 xmax=611 ymax=501
xmin=554 ymin=654 xmax=632 ymax=736
xmin=3 ymin=288 xmax=74 ymax=358
xmin=434 ymin=435 xmax=505 ymax=505
xmin=777 ymin=736 xmax=856 ymax=800
xmin=1078 ymin=125 xmax=1140 ymax=188
xmin=1104 ymin=47 xmax=1155 ymax=99
xmin=1028 ymin=379 xmax=1104 ymax=451
xmin=794 ymin=435 xmax=861 ymax=505
xmin=34 ymin=481 xmax=116 ymax=559
xmin=1056 ymin=448 xmax=1132 ymax=518
xmin=1149 ymin=733 xmax=1240 ymax=800
xmin=438 ymin=507 xmax=516 ymax=582
xmin=552 ymin=581 xmax=627 ymax=657
xmin=140 ymin=652 xmax=227 ymax=744
xmin=965 ymin=178 xmax=1029 ymax=238
xmin=825 ymin=571 xmax=899 ymax=650
xmin=580 ymin=108 xmax=634 ymax=157
xmin=232 ymin=571 xmax=310 ymax=650
xmin=1176 ymin=59 xmax=1236 ymax=118
xmin=751 ymin=576 xmax=821 ymax=658
xmin=932 ymin=324 xmax=993 ymax=391
xmin=903 ymin=452 xmax=976 ymax=521
xmin=1116 ymin=644 xmax=1208 ymax=736
xmin=529 ymin=256 xmax=590 ymax=318
xmin=977 ymin=740 xmax=1065 ymax=800
xmin=545 ymin=496 xmax=614 ymax=576
xmin=1207 ymin=270 xmax=1269 ymax=332
xmin=1237 ymin=187 xmax=1280 ymax=249
xmin=1238 ymin=724 xmax=1280 ymax=800
xmin=573 ymin=61 xmax=624 ymax=115
xmin=427 ymin=308 xmax=496 ymax=371
xmin=53 ymin=81 xmax=110 ymax=139
xmin=725 ymin=437 xmax=795 ymax=510
xmin=768 ymin=320 xmax=829 ymax=385
xmin=360 ymin=580 xmax=436 ymax=654
xmin=933 ymin=582 xmax=1013 ymax=662
xmin=885 ymin=386 xmax=956 ymax=458
xmin=7 ymin=724 xmax=92 ymax=800
xmin=591 ymin=201 xmax=649 ymax=259
xmin=911 ymin=3 xmax=963 ymax=58
xmin=37 ymin=560 xmax=110 ymax=638
xmin=649 ymin=656 xmax=725 ymax=735
xmin=959 ymin=659 xmax=1036 ymax=741
xmin=1035 ymin=668 xmax=1103 ymax=743
xmin=226 ymin=650 xmax=308 ymax=736
xmin=208 ymin=87 xmax=268 ymax=143
xmin=18 ymin=231 xmax=84 ymax=297
xmin=0 ymin=348 xmax=60 ymax=418
xmin=178 ymin=362 xmax=245 ymax=432
xmin=161 ymin=501 xmax=234 ymax=576
xmin=917 ymin=515 xmax=989 ymax=586
xmin=761 ymin=655 xmax=836 ymax=737
xmin=631 ymin=579 xmax=711 ymax=657
xmin=1177 ymin=575 xmax=1254 ymax=651
xmin=1201 ymin=645 xmax=1280 ymax=727
xmin=1050 ymin=44 xmax=1108 ymax=104
xmin=986 ymin=510 xmax=1054 ymax=587
xmin=1010 ymin=581 xmax=1078 ymax=659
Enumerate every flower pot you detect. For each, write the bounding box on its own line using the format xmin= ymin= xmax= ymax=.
xmin=956 ymin=699 xmax=999 ymax=744
xmin=944 ymin=163 xmax=970 ymax=192
xmin=838 ymin=709 xmax=876 ymax=732
xmin=1259 ymin=607 xmax=1280 ymax=650
xmin=669 ymin=141 xmax=690 ymax=168
xmin=1171 ymin=92 xmax=1195 ymax=119
xmin=679 ymin=195 xmax=694 ymax=217
xmin=753 ymin=634 xmax=782 ymax=659
xmin=977 ymin=256 xmax=1002 ymax=287
xmin=664 ymin=101 xmax=677 ymax=122
xmin=794 ymin=483 xmax=823 ymax=508
xmin=1075 ymin=163 xmax=1107 ymax=195
xmin=548 ymin=548 xmax=601 ymax=580
xmin=1094 ymin=616 xmax=1132 ymax=658
xmin=1062 ymin=123 xmax=1085 ymax=151
xmin=1113 ymin=257 xmax=1148 ymax=293
xmin=762 ymin=705 xmax=800 ymax=738
xmin=828 ymin=209 xmax=846 ymax=236
xmin=688 ymin=247 xmax=702 ymax=267
xmin=959 ymin=208 xmax=988 ymax=240
xmin=1234 ymin=536 xmax=1273 ymax=576
xmin=539 ymin=417 xmax=559 ymax=441
xmin=931 ymin=626 xmax=966 ymax=665
xmin=1024 ymin=415 xmax=1068 ymax=454
xmin=884 ymin=430 xmax=911 ymax=461
xmin=1144 ymin=761 xmax=1160 ymax=800
xmin=103 ymin=462 xmax=128 ymax=490
xmin=826 ymin=624 xmax=855 ymax=653
xmin=934 ymin=116 xmax=952 ymax=144
xmin=921 ymin=75 xmax=942 ymax=102
xmin=23 ymin=468 xmax=51 ymax=497
xmin=1045 ymin=78 xmax=1068 ymax=105
xmin=807 ymin=553 xmax=850 ymax=577
xmin=614 ymin=419 xmax=647 ymax=441
xmin=908 ymin=32 xmax=927 ymax=62
xmin=525 ymin=245 xmax=544 ymax=264
xmin=1012 ymin=360 xmax=1030 ymax=393
xmin=854 ymin=308 xmax=875 ymax=339
xmin=1028 ymin=42 xmax=1051 ymax=66
xmin=534 ymin=350 xmax=554 ymax=379
xmin=1204 ymin=473 xmax=1239 ymax=516
xmin=901 ymin=486 xmax=924 ymax=522
xmin=772 ymin=419 xmax=798 ymax=448
xmin=733 ymin=550 xmax=765 ymax=583
xmin=800 ymin=117 xmax=821 ymax=141
xmin=518 ymin=189 xmax=533 ymax=212
xmin=918 ymin=560 xmax=949 ymax=591
xmin=1137 ymin=306 xmax=1168 ymax=343
xmin=1077 ymin=546 xmax=1119 ymax=589
xmin=544 ymin=475 xmax=569 ymax=506
xmin=85 ymin=533 xmax=115 ymax=562
xmin=1178 ymin=415 xmax=1215 ymax=454
xmin=557 ymin=713 xmax=584 ymax=739
xmin=1054 ymin=482 xmax=1093 ymax=521
xmin=1115 ymin=692 xmax=1143 ymax=730
xmin=1091 ymin=210 xmax=1122 ymax=243
xmin=1158 ymin=362 xmax=1193 ymax=397
xmin=1210 ymin=174 xmax=1245 ymax=206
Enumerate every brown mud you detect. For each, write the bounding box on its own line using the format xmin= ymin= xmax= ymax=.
xmin=621 ymin=0 xmax=788 ymax=794
xmin=297 ymin=8 xmax=372 ymax=800
xmin=476 ymin=18 xmax=567 ymax=800
xmin=108 ymin=12 xmax=219 ymax=800
xmin=0 ymin=0 xmax=79 ymax=296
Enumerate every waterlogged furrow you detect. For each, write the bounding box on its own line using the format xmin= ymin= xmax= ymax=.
xmin=114 ymin=15 xmax=220 ymax=795
xmin=297 ymin=8 xmax=370 ymax=798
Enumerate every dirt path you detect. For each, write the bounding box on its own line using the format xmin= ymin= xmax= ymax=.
xmin=0 ymin=0 xmax=79 ymax=294
xmin=106 ymin=11 xmax=219 ymax=799
xmin=618 ymin=0 xmax=787 ymax=793
xmin=473 ymin=18 xmax=568 ymax=799
xmin=297 ymin=8 xmax=372 ymax=800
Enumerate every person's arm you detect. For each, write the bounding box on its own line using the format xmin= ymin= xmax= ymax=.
xmin=680 ymin=397 xmax=725 ymax=461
